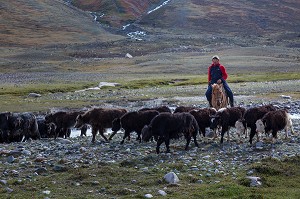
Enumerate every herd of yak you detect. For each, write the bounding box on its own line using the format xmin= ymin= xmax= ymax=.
xmin=0 ymin=104 xmax=295 ymax=153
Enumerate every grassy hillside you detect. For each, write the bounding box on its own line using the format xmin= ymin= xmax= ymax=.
xmin=144 ymin=0 xmax=300 ymax=33
xmin=0 ymin=0 xmax=123 ymax=47
xmin=0 ymin=0 xmax=299 ymax=76
xmin=139 ymin=0 xmax=300 ymax=46
xmin=2 ymin=0 xmax=299 ymax=47
xmin=69 ymin=0 xmax=300 ymax=46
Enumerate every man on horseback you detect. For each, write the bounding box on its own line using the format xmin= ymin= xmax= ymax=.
xmin=205 ymin=55 xmax=234 ymax=107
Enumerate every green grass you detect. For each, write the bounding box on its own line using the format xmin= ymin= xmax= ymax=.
xmin=0 ymin=82 xmax=97 ymax=96
xmin=0 ymin=71 xmax=299 ymax=112
xmin=113 ymin=72 xmax=300 ymax=89
xmin=0 ymin=95 xmax=91 ymax=113
xmin=1 ymin=156 xmax=299 ymax=198
xmin=229 ymin=72 xmax=300 ymax=83
xmin=0 ymin=72 xmax=298 ymax=96
xmin=244 ymin=156 xmax=300 ymax=199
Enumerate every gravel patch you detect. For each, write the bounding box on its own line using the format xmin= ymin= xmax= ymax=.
xmin=0 ymin=101 xmax=299 ymax=192
xmin=0 ymin=72 xmax=114 ymax=84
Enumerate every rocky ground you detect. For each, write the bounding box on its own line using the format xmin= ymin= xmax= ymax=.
xmin=0 ymin=94 xmax=299 ymax=196
xmin=1 ymin=76 xmax=300 ymax=197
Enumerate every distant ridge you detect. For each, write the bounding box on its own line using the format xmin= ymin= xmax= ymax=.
xmin=2 ymin=0 xmax=299 ymax=47
xmin=0 ymin=0 xmax=124 ymax=46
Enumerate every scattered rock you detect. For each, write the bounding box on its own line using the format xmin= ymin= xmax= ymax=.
xmin=0 ymin=179 xmax=8 ymax=185
xmin=158 ymin=190 xmax=167 ymax=196
xmin=79 ymin=147 xmax=87 ymax=153
xmin=92 ymin=181 xmax=100 ymax=185
xmin=56 ymin=138 xmax=72 ymax=144
xmin=28 ymin=93 xmax=41 ymax=98
xmin=42 ymin=190 xmax=51 ymax=195
xmin=246 ymin=176 xmax=262 ymax=187
xmin=215 ymin=160 xmax=222 ymax=165
xmin=9 ymin=149 xmax=22 ymax=156
xmin=35 ymin=156 xmax=47 ymax=162
xmin=35 ymin=167 xmax=48 ymax=174
xmin=22 ymin=150 xmax=32 ymax=156
xmin=280 ymin=95 xmax=291 ymax=99
xmin=6 ymin=187 xmax=13 ymax=193
xmin=125 ymin=53 xmax=133 ymax=58
xmin=144 ymin=193 xmax=153 ymax=198
xmin=164 ymin=172 xmax=179 ymax=184
xmin=7 ymin=156 xmax=15 ymax=163
xmin=256 ymin=141 xmax=264 ymax=149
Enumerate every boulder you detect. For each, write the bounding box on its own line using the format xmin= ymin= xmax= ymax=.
xmin=164 ymin=172 xmax=179 ymax=184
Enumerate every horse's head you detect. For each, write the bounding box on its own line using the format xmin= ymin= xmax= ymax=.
xmin=212 ymin=83 xmax=224 ymax=106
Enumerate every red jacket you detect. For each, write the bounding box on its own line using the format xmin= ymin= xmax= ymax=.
xmin=208 ymin=63 xmax=228 ymax=82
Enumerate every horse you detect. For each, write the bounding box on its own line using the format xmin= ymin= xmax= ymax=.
xmin=211 ymin=83 xmax=229 ymax=110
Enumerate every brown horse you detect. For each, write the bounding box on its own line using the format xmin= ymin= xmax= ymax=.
xmin=211 ymin=83 xmax=229 ymax=110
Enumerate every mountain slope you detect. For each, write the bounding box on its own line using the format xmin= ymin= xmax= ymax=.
xmin=68 ymin=0 xmax=300 ymax=47
xmin=0 ymin=0 xmax=123 ymax=46
xmin=2 ymin=0 xmax=299 ymax=47
xmin=70 ymin=0 xmax=300 ymax=36
xmin=1 ymin=0 xmax=299 ymax=74
xmin=139 ymin=0 xmax=300 ymax=38
xmin=71 ymin=0 xmax=163 ymax=27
